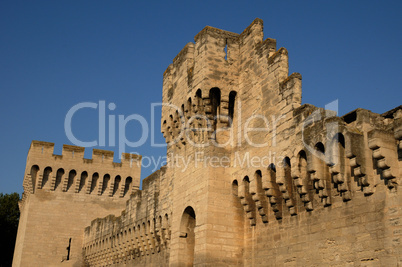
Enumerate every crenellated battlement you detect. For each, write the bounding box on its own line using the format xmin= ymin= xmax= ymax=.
xmin=231 ymin=104 xmax=402 ymax=226
xmin=82 ymin=167 xmax=172 ymax=265
xmin=162 ymin=18 xmax=265 ymax=107
xmin=21 ymin=141 xmax=142 ymax=204
xmin=28 ymin=141 xmax=141 ymax=162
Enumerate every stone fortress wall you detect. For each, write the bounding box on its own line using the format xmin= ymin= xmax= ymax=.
xmin=13 ymin=141 xmax=141 ymax=267
xmin=14 ymin=19 xmax=402 ymax=266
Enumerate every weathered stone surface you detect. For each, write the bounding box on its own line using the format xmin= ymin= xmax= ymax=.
xmin=13 ymin=18 xmax=401 ymax=266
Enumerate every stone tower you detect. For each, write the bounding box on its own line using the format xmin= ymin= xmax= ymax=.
xmin=157 ymin=18 xmax=304 ymax=265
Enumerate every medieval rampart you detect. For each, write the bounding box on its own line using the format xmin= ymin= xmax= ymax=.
xmin=13 ymin=141 xmax=141 ymax=267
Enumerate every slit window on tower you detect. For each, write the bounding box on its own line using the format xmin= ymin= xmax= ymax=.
xmin=67 ymin=238 xmax=71 ymax=260
xmin=54 ymin=168 xmax=64 ymax=190
xmin=232 ymin=180 xmax=238 ymax=196
xmin=79 ymin=172 xmax=87 ymax=192
xmin=195 ymin=89 xmax=202 ymax=113
xmin=30 ymin=165 xmax=39 ymax=192
xmin=181 ymin=104 xmax=185 ymax=117
xmin=224 ymin=39 xmax=228 ymax=60
xmin=315 ymin=142 xmax=325 ymax=154
xmin=229 ymin=91 xmax=237 ymax=125
xmin=90 ymin=173 xmax=99 ymax=194
xmin=113 ymin=176 xmax=121 ymax=196
xmin=124 ymin=177 xmax=132 ymax=196
xmin=42 ymin=167 xmax=52 ymax=187
xmin=209 ymin=88 xmax=221 ymax=131
xmin=66 ymin=170 xmax=76 ymax=191
xmin=101 ymin=174 xmax=110 ymax=195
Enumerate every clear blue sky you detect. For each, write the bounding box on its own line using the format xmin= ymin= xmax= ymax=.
xmin=1 ymin=1 xmax=401 ymax=194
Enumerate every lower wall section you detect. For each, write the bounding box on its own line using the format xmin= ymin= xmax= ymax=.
xmin=82 ymin=167 xmax=172 ymax=267
xmin=84 ymin=245 xmax=170 ymax=267
xmin=13 ymin=191 xmax=127 ymax=267
xmin=243 ymin=186 xmax=402 ymax=266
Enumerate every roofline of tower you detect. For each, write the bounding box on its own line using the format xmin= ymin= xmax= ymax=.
xmin=163 ymin=18 xmax=265 ymax=77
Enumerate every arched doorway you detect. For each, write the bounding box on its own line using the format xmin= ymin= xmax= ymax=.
xmin=179 ymin=206 xmax=196 ymax=266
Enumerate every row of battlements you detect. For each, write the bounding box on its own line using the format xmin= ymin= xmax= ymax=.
xmin=83 ymin=167 xmax=169 ymax=241
xmin=83 ymin=205 xmax=172 ymax=264
xmin=29 ymin=141 xmax=142 ymax=164
xmin=162 ymin=18 xmax=296 ymax=114
xmin=24 ymin=141 xmax=142 ymax=196
xmin=163 ymin=18 xmax=272 ymax=80
xmin=83 ymin=193 xmax=172 ymax=265
xmin=232 ymin=106 xmax=401 ymax=225
xmin=193 ymin=17 xmax=263 ymax=44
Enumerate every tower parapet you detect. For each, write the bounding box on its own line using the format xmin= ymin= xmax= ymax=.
xmin=22 ymin=141 xmax=141 ymax=201
xmin=14 ymin=141 xmax=142 ymax=267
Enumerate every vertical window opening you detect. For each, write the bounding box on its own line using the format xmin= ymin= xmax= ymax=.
xmin=62 ymin=238 xmax=72 ymax=262
xmin=232 ymin=180 xmax=238 ymax=196
xmin=124 ymin=177 xmax=132 ymax=196
xmin=315 ymin=142 xmax=325 ymax=154
xmin=67 ymin=238 xmax=71 ymax=260
xmin=224 ymin=39 xmax=228 ymax=61
xmin=66 ymin=170 xmax=76 ymax=191
xmin=228 ymin=91 xmax=237 ymax=126
xmin=209 ymin=88 xmax=221 ymax=131
xmin=90 ymin=173 xmax=99 ymax=194
xmin=30 ymin=165 xmax=39 ymax=193
xmin=54 ymin=169 xmax=64 ymax=190
xmin=79 ymin=172 xmax=87 ymax=192
xmin=101 ymin=174 xmax=110 ymax=195
xmin=42 ymin=167 xmax=52 ymax=188
xmin=113 ymin=176 xmax=121 ymax=196
xmin=179 ymin=207 xmax=196 ymax=266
